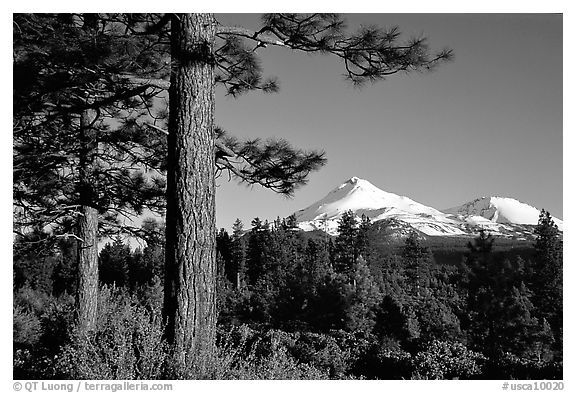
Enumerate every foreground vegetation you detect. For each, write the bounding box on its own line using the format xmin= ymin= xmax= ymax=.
xmin=13 ymin=211 xmax=562 ymax=379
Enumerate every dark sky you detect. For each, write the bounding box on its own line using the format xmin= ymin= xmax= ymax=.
xmin=213 ymin=14 xmax=563 ymax=230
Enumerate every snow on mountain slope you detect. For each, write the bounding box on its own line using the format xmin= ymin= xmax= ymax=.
xmin=294 ymin=177 xmax=562 ymax=237
xmin=297 ymin=177 xmax=441 ymax=221
xmin=295 ymin=177 xmax=467 ymax=236
xmin=443 ymin=197 xmax=563 ymax=231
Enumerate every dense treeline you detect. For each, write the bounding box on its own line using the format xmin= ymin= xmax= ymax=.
xmin=13 ymin=210 xmax=562 ymax=379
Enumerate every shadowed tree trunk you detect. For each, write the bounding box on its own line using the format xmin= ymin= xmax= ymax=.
xmin=76 ymin=108 xmax=99 ymax=334
xmin=163 ymin=13 xmax=218 ymax=377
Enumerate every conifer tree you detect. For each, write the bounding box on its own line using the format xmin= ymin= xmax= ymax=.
xmin=284 ymin=214 xmax=299 ymax=230
xmin=98 ymin=238 xmax=131 ymax=288
xmin=333 ymin=210 xmax=359 ymax=276
xmin=343 ymin=255 xmax=382 ymax=333
xmin=356 ymin=214 xmax=372 ymax=260
xmin=13 ymin=14 xmax=168 ymax=334
xmin=401 ymin=231 xmax=433 ymax=297
xmin=463 ymin=229 xmax=498 ymax=352
xmin=304 ymin=238 xmax=333 ymax=288
xmin=531 ymin=210 xmax=563 ymax=355
xmin=52 ymin=238 xmax=78 ymax=296
xmin=231 ymin=218 xmax=247 ymax=290
xmin=499 ymin=283 xmax=541 ymax=358
xmin=134 ymin=218 xmax=166 ymax=287
xmin=463 ymin=229 xmax=553 ymax=359
xmin=414 ymin=294 xmax=462 ymax=343
xmin=246 ymin=217 xmax=273 ymax=286
xmin=216 ymin=228 xmax=233 ymax=279
xmin=299 ymin=238 xmax=336 ymax=330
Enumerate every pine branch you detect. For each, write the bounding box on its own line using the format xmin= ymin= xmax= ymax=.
xmin=116 ymin=73 xmax=171 ymax=90
xmin=216 ymin=14 xmax=453 ymax=87
xmin=215 ymin=129 xmax=326 ymax=195
xmin=216 ymin=25 xmax=288 ymax=47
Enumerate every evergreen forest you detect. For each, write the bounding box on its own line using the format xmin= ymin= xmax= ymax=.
xmin=13 ymin=210 xmax=563 ymax=379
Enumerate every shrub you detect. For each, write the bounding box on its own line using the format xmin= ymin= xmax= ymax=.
xmin=220 ymin=345 xmax=328 ymax=380
xmin=14 ymin=285 xmax=53 ymax=315
xmin=13 ymin=287 xmax=75 ymax=379
xmin=56 ymin=286 xmax=168 ymax=379
xmin=208 ymin=325 xmax=328 ymax=380
xmin=289 ymin=332 xmax=351 ymax=378
xmin=482 ymin=352 xmax=562 ymax=380
xmin=354 ymin=336 xmax=413 ymax=379
xmin=13 ymin=306 xmax=42 ymax=347
xmin=135 ymin=275 xmax=163 ymax=318
xmin=412 ymin=340 xmax=486 ymax=380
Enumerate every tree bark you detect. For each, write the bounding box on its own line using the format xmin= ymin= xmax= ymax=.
xmin=76 ymin=108 xmax=99 ymax=335
xmin=163 ymin=13 xmax=218 ymax=377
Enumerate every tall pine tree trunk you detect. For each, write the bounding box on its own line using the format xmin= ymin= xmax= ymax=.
xmin=76 ymin=108 xmax=99 ymax=335
xmin=163 ymin=13 xmax=217 ymax=377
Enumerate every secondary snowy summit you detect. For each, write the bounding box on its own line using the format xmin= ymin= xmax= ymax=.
xmin=443 ymin=196 xmax=563 ymax=231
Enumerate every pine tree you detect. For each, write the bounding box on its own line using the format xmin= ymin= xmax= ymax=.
xmin=463 ymin=229 xmax=498 ymax=353
xmin=246 ymin=217 xmax=273 ymax=286
xmin=499 ymin=283 xmax=541 ymax=357
xmin=414 ymin=294 xmax=462 ymax=343
xmin=463 ymin=229 xmax=554 ymax=359
xmin=98 ymin=238 xmax=131 ymax=287
xmin=285 ymin=214 xmax=298 ymax=230
xmin=531 ymin=318 xmax=555 ymax=363
xmin=13 ymin=14 xmax=168 ymax=334
xmin=531 ymin=210 xmax=563 ymax=356
xmin=304 ymin=238 xmax=333 ymax=290
xmin=333 ymin=210 xmax=359 ymax=276
xmin=356 ymin=214 xmax=372 ymax=260
xmin=343 ymin=255 xmax=382 ymax=333
xmin=401 ymin=231 xmax=433 ymax=297
xmin=135 ymin=218 xmax=166 ymax=287
xmin=52 ymin=238 xmax=78 ymax=296
xmin=299 ymin=238 xmax=336 ymax=330
xmin=231 ymin=218 xmax=247 ymax=290
xmin=216 ymin=228 xmax=233 ymax=280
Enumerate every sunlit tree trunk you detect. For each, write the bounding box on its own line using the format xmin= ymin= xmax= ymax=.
xmin=163 ymin=13 xmax=218 ymax=377
xmin=76 ymin=108 xmax=99 ymax=335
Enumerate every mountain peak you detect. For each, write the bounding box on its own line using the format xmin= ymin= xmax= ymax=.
xmin=347 ymin=176 xmax=360 ymax=184
xmin=293 ymin=177 xmax=562 ymax=237
xmin=444 ymin=196 xmax=563 ymax=230
xmin=294 ymin=177 xmax=464 ymax=236
xmin=340 ymin=176 xmax=371 ymax=189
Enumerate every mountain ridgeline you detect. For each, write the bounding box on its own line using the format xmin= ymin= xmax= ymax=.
xmin=293 ymin=177 xmax=562 ymax=240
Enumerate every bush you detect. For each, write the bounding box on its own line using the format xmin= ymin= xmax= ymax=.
xmin=354 ymin=337 xmax=413 ymax=379
xmin=482 ymin=352 xmax=562 ymax=380
xmin=13 ymin=306 xmax=42 ymax=347
xmin=14 ymin=285 xmax=53 ymax=315
xmin=13 ymin=286 xmax=75 ymax=379
xmin=135 ymin=275 xmax=163 ymax=318
xmin=209 ymin=325 xmax=328 ymax=380
xmin=412 ymin=340 xmax=486 ymax=380
xmin=56 ymin=286 xmax=168 ymax=379
xmin=289 ymin=332 xmax=351 ymax=378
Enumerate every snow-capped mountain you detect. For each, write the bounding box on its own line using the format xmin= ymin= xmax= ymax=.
xmin=443 ymin=196 xmax=563 ymax=231
xmin=293 ymin=177 xmax=562 ymax=238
